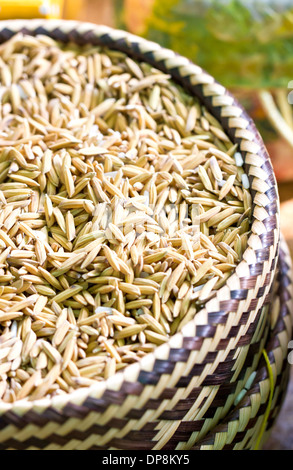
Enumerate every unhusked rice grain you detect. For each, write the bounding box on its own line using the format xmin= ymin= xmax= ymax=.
xmin=0 ymin=34 xmax=251 ymax=402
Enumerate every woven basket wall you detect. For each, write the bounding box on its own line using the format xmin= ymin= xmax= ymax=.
xmin=193 ymin=236 xmax=293 ymax=450
xmin=0 ymin=20 xmax=291 ymax=451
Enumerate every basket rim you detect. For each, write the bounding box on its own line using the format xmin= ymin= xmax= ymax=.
xmin=0 ymin=19 xmax=281 ymax=412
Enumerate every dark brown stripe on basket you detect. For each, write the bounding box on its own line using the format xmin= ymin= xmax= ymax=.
xmin=240 ymin=271 xmax=272 ymax=289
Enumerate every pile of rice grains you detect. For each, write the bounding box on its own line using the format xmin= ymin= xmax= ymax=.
xmin=0 ymin=34 xmax=251 ymax=402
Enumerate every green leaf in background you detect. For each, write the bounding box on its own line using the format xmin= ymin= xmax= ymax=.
xmin=141 ymin=0 xmax=293 ymax=89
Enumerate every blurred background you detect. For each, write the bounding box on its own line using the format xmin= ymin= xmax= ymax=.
xmin=1 ymin=0 xmax=293 ymax=450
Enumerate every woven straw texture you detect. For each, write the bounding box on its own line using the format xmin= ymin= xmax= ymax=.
xmin=0 ymin=20 xmax=291 ymax=450
xmin=192 ymin=236 xmax=293 ymax=450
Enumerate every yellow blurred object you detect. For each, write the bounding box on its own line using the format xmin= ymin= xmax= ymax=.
xmin=0 ymin=0 xmax=64 ymax=19
xmin=124 ymin=0 xmax=155 ymax=35
xmin=63 ymin=0 xmax=83 ymax=20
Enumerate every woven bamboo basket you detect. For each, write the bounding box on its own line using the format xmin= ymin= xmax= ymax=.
xmin=0 ymin=19 xmax=292 ymax=451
